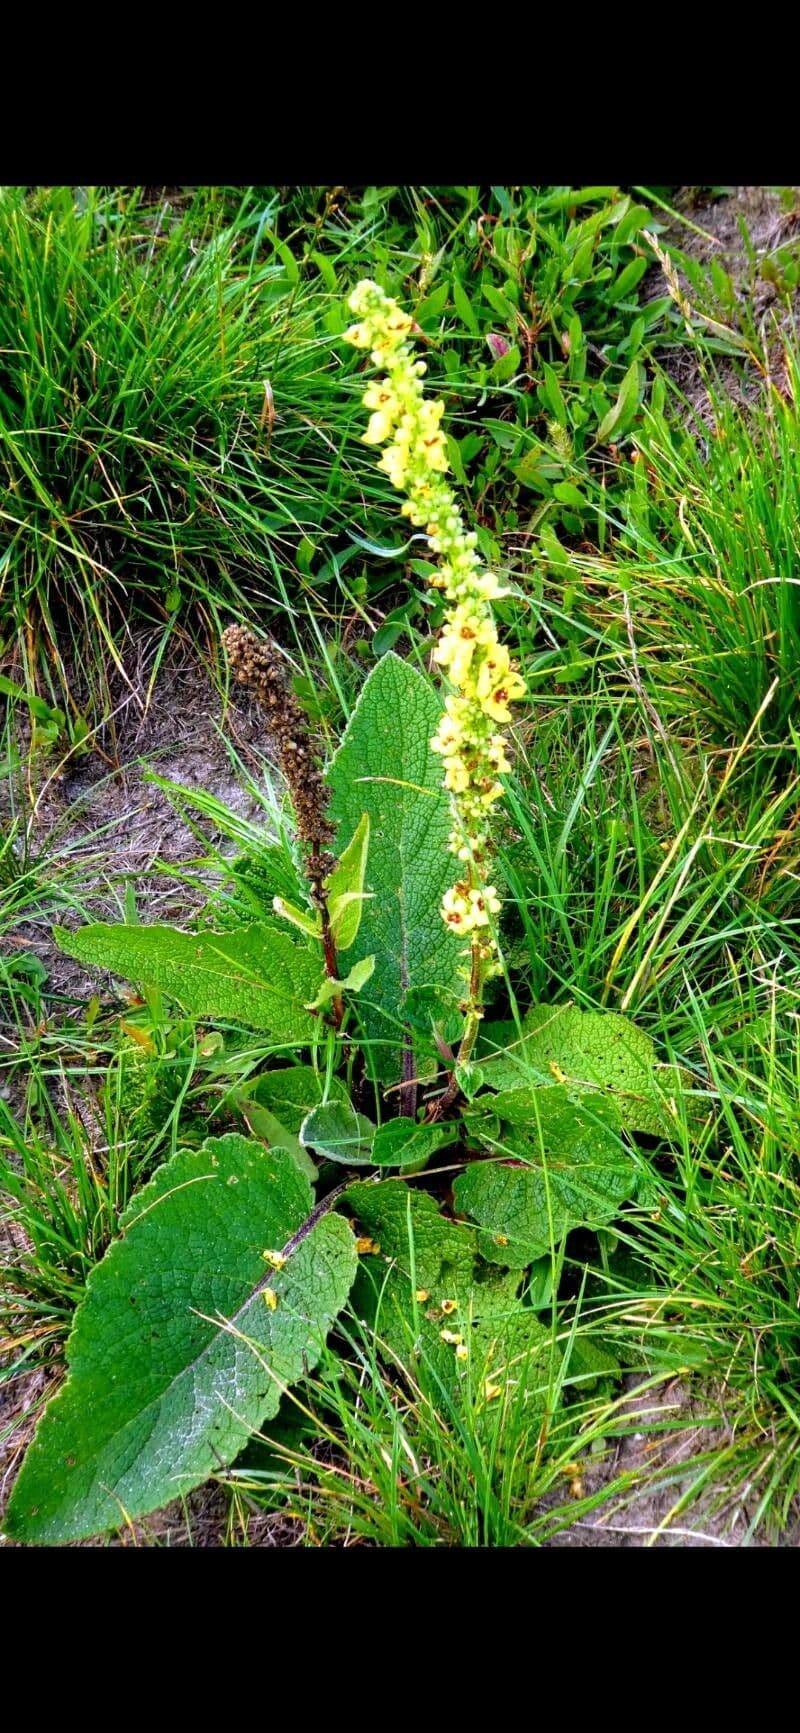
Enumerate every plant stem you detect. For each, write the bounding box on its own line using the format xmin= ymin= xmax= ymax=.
xmin=314 ymin=887 xmax=344 ymax=1032
xmin=400 ymin=1033 xmax=418 ymax=1119
xmin=426 ymin=940 xmax=483 ymax=1122
xmin=269 ymin=1180 xmax=350 ymax=1271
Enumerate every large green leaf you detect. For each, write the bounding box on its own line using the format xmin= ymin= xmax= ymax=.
xmin=356 ymin=1257 xmax=552 ymax=1430
xmin=372 ymin=1118 xmax=458 ymax=1171
xmin=455 ymin=1088 xmax=637 ymax=1264
xmin=55 ymin=921 xmax=321 ymax=1045
xmin=478 ymin=1003 xmax=680 ymax=1137
xmin=301 ymin=1105 xmax=457 ymax=1172
xmin=345 ymin=1184 xmax=552 ymax=1447
xmin=327 ymin=654 xmax=461 ymax=1076
xmin=5 ymin=1136 xmax=357 ymax=1545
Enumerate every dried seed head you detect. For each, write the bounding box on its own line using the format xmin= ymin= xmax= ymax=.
xmin=222 ymin=625 xmax=335 ymax=888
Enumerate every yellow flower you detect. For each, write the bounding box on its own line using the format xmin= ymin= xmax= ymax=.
xmin=442 ymin=887 xmax=471 ymax=930
xmin=465 ymin=886 xmax=501 ymax=929
xmin=475 ymin=571 xmax=511 ymax=601
xmin=433 ymin=631 xmax=474 ymax=687
xmin=486 ymin=736 xmax=512 ymax=776
xmin=378 ymin=446 xmax=408 ymax=489
xmin=434 ymin=607 xmax=497 ymax=688
xmin=476 ymin=651 xmax=527 ymax=723
xmin=477 ymin=642 xmax=510 ymax=686
xmin=363 ymin=380 xmax=399 ymax=415
xmin=386 ymin=309 xmax=414 ymax=338
xmin=363 ymin=410 xmax=396 ymax=446
xmin=430 ymin=715 xmax=463 ymax=756
xmin=444 ymin=761 xmax=470 ymax=795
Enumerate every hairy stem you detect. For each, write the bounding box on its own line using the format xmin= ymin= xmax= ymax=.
xmin=400 ymin=1033 xmax=418 ymax=1119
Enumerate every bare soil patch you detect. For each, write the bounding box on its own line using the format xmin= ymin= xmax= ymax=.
xmin=545 ymin=1377 xmax=800 ymax=1548
xmin=655 ymin=184 xmax=800 ymax=419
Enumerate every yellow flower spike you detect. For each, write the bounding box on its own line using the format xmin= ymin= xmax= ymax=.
xmin=356 ymin=1236 xmax=381 ymax=1256
xmin=440 ymin=1299 xmax=459 ymax=1316
xmin=262 ymin=1250 xmax=287 ymax=1271
xmin=344 ymin=277 xmax=527 ymax=1047
xmin=484 ymin=1380 xmax=503 ymax=1402
xmin=455 ymin=1343 xmax=469 ymax=1362
xmin=263 ymin=1288 xmax=279 ymax=1312
xmin=439 ymin=1329 xmax=463 ymax=1346
xmin=415 ymin=1289 xmax=430 ymax=1304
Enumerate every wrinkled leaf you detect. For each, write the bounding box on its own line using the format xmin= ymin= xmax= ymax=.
xmin=402 ymin=983 xmax=464 ymax=1050
xmin=56 ymin=921 xmax=321 ymax=1045
xmin=455 ymin=1088 xmax=637 ymax=1264
xmin=5 ymin=1136 xmax=357 ymax=1545
xmin=346 ymin=1185 xmax=552 ymax=1449
xmin=372 ymin=1118 xmax=458 ymax=1171
xmin=327 ymin=655 xmax=461 ymax=1077
xmin=344 ymin=1180 xmax=479 ymax=1292
xmin=478 ymin=1003 xmax=680 ymax=1137
xmin=248 ymin=1065 xmax=348 ymax=1135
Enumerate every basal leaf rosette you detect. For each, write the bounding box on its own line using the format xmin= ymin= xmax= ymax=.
xmin=344 ymin=279 xmax=526 ymax=993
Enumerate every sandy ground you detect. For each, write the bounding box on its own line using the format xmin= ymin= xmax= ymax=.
xmin=655 ymin=184 xmax=800 ymax=416
xmin=542 ymin=1378 xmax=800 ymax=1548
xmin=1 ymin=631 xmax=276 ymax=997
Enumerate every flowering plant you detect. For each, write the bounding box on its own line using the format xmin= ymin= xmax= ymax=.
xmin=6 ymin=276 xmax=676 ymax=1548
xmin=345 ymin=281 xmax=528 ymax=1102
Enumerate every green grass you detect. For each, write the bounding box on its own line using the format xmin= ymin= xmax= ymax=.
xmin=0 ymin=185 xmax=402 ymax=710
xmin=0 ymin=184 xmax=677 ymax=719
xmin=569 ymin=363 xmax=800 ymax=750
xmin=3 ymin=185 xmax=800 ymax=1546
